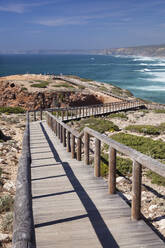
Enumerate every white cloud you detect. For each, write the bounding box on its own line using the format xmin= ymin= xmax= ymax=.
xmin=34 ymin=13 xmax=121 ymax=27
xmin=0 ymin=1 xmax=54 ymax=14
xmin=35 ymin=17 xmax=88 ymax=26
xmin=0 ymin=4 xmax=25 ymax=13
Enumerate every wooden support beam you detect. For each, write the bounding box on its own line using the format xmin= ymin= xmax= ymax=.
xmin=131 ymin=161 xmax=142 ymax=220
xmin=34 ymin=111 xmax=36 ymax=121
xmin=84 ymin=132 xmax=90 ymax=165
xmin=94 ymin=138 xmax=101 ymax=177
xmin=40 ymin=110 xmax=43 ymax=120
xmin=108 ymin=147 xmax=116 ymax=194
xmin=61 ymin=111 xmax=64 ymax=121
xmin=71 ymin=134 xmax=75 ymax=158
xmin=77 ymin=138 xmax=81 ymax=161
xmin=60 ymin=126 xmax=63 ymax=143
xmin=66 ymin=110 xmax=68 ymax=120
xmin=63 ymin=128 xmax=66 ymax=147
xmin=67 ymin=131 xmax=71 ymax=152
xmin=58 ymin=123 xmax=60 ymax=139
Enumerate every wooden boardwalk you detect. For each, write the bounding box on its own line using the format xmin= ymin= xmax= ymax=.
xmin=30 ymin=121 xmax=164 ymax=248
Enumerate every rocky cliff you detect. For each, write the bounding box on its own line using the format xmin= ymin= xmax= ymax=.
xmin=0 ymin=80 xmax=102 ymax=110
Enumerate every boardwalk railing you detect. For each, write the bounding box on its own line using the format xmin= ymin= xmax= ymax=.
xmin=12 ymin=112 xmax=35 ymax=248
xmin=30 ymin=99 xmax=143 ymax=122
xmin=146 ymin=103 xmax=165 ymax=110
xmin=54 ymin=75 xmax=131 ymax=101
xmin=46 ymin=111 xmax=165 ymax=221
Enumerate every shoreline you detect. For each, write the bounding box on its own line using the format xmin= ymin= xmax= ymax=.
xmin=0 ymin=73 xmax=165 ymax=107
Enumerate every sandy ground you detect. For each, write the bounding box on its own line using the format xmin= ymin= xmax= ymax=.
xmin=0 ymin=74 xmax=78 ymax=93
xmin=0 ymin=114 xmax=25 ymax=248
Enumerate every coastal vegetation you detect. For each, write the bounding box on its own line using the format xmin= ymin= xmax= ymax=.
xmin=108 ymin=112 xmax=128 ymax=119
xmin=125 ymin=123 xmax=165 ymax=135
xmin=73 ymin=117 xmax=119 ymax=133
xmin=31 ymin=81 xmax=49 ymax=88
xmin=100 ymin=153 xmax=132 ymax=177
xmin=154 ymin=109 xmax=165 ymax=113
xmin=53 ymin=83 xmax=74 ymax=88
xmin=1 ymin=212 xmax=13 ymax=232
xmin=110 ymin=133 xmax=165 ymax=186
xmin=0 ymin=106 xmax=25 ymax=114
xmin=111 ymin=133 xmax=165 ymax=160
xmin=0 ymin=195 xmax=14 ymax=214
xmin=69 ymin=113 xmax=165 ymax=186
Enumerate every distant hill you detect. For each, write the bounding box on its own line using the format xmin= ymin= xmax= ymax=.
xmin=104 ymin=44 xmax=165 ymax=57
xmin=1 ymin=44 xmax=165 ymax=57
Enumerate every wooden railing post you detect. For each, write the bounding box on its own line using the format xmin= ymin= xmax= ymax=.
xmin=60 ymin=126 xmax=63 ymax=143
xmin=63 ymin=128 xmax=66 ymax=147
xmin=61 ymin=111 xmax=64 ymax=121
xmin=55 ymin=120 xmax=58 ymax=136
xmin=94 ymin=138 xmax=101 ymax=177
xmin=34 ymin=111 xmax=36 ymax=121
xmin=92 ymin=106 xmax=94 ymax=116
xmin=71 ymin=134 xmax=75 ymax=158
xmin=53 ymin=120 xmax=56 ymax=134
xmin=84 ymin=132 xmax=90 ymax=165
xmin=66 ymin=110 xmax=68 ymax=120
xmin=108 ymin=147 xmax=116 ymax=194
xmin=77 ymin=138 xmax=81 ymax=161
xmin=58 ymin=123 xmax=60 ymax=139
xmin=40 ymin=109 xmax=43 ymax=120
xmin=131 ymin=161 xmax=142 ymax=220
xmin=67 ymin=131 xmax=71 ymax=152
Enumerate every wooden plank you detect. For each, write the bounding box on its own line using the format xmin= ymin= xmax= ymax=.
xmin=30 ymin=121 xmax=165 ymax=248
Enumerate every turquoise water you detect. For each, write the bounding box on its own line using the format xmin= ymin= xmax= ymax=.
xmin=0 ymin=54 xmax=165 ymax=104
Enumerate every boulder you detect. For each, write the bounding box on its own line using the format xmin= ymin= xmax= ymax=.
xmin=0 ymin=233 xmax=10 ymax=242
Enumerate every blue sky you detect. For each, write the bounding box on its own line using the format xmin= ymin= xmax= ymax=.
xmin=0 ymin=0 xmax=165 ymax=50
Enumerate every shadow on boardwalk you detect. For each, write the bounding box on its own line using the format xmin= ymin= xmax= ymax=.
xmin=39 ymin=122 xmax=119 ymax=248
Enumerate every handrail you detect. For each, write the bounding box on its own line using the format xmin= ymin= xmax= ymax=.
xmin=28 ymin=99 xmax=141 ymax=113
xmin=12 ymin=112 xmax=35 ymax=248
xmin=54 ymin=75 xmax=131 ymax=101
xmin=46 ymin=111 xmax=165 ymax=221
xmin=30 ymin=99 xmax=144 ymax=122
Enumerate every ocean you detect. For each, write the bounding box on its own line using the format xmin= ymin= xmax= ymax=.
xmin=0 ymin=54 xmax=165 ymax=104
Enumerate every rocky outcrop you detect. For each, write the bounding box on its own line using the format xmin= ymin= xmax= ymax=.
xmin=0 ymin=81 xmax=102 ymax=110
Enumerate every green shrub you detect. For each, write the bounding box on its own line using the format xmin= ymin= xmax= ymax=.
xmin=111 ymin=133 xmax=165 ymax=160
xmin=53 ymin=83 xmax=74 ymax=88
xmin=1 ymin=212 xmax=13 ymax=232
xmin=21 ymin=87 xmax=28 ymax=91
xmin=109 ymin=113 xmax=128 ymax=120
xmin=0 ymin=195 xmax=14 ymax=213
xmin=125 ymin=125 xmax=160 ymax=135
xmin=100 ymin=153 xmax=132 ymax=177
xmin=31 ymin=83 xmax=48 ymax=88
xmin=146 ymin=170 xmax=165 ymax=186
xmin=0 ymin=106 xmax=25 ymax=114
xmin=75 ymin=117 xmax=119 ymax=133
xmin=154 ymin=109 xmax=165 ymax=113
xmin=159 ymin=123 xmax=165 ymax=133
